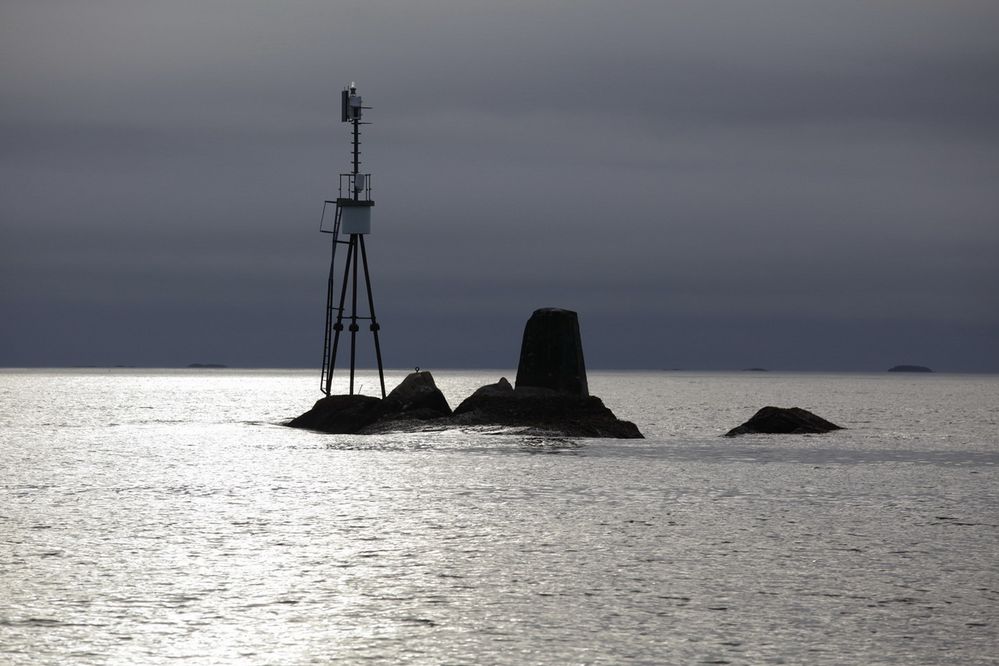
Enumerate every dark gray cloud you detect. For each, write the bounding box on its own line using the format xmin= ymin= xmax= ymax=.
xmin=2 ymin=0 xmax=998 ymax=371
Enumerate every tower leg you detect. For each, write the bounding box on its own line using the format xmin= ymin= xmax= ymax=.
xmin=359 ymin=235 xmax=386 ymax=398
xmin=327 ymin=237 xmax=354 ymax=395
xmin=348 ymin=234 xmax=360 ymax=395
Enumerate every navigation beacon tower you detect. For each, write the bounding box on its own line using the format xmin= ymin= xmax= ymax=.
xmin=318 ymin=82 xmax=386 ymax=398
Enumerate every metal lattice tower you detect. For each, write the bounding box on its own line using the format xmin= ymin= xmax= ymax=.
xmin=318 ymin=82 xmax=386 ymax=398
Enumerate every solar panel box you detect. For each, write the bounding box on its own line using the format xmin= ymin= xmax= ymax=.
xmin=337 ymin=198 xmax=373 ymax=235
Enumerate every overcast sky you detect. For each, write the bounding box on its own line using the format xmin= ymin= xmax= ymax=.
xmin=2 ymin=0 xmax=997 ymax=371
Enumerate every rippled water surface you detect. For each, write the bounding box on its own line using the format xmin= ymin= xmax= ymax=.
xmin=2 ymin=369 xmax=997 ymax=664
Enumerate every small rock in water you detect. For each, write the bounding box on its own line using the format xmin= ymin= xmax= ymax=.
xmin=725 ymin=406 xmax=843 ymax=437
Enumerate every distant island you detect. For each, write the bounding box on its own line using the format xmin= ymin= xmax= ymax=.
xmin=888 ymin=365 xmax=932 ymax=373
xmin=742 ymin=367 xmax=768 ymax=372
xmin=187 ymin=363 xmax=228 ymax=369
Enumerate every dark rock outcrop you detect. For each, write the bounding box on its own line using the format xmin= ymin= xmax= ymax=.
xmin=725 ymin=406 xmax=843 ymax=437
xmin=464 ymin=376 xmax=514 ymax=400
xmin=288 ymin=372 xmax=642 ymax=439
xmin=288 ymin=394 xmax=383 ymax=434
xmin=888 ymin=365 xmax=933 ymax=373
xmin=453 ymin=381 xmax=642 ymax=438
xmin=287 ymin=308 xmax=643 ymax=438
xmin=288 ymin=371 xmax=451 ymax=434
xmin=515 ymin=308 xmax=588 ymax=397
xmin=380 ymin=370 xmax=452 ymax=417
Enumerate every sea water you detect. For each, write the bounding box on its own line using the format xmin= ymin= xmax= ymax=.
xmin=1 ymin=369 xmax=997 ymax=664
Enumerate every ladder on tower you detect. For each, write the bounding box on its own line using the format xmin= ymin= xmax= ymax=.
xmin=319 ymin=203 xmax=343 ymax=395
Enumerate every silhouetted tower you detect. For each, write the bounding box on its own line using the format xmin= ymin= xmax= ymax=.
xmin=318 ymin=82 xmax=386 ymax=397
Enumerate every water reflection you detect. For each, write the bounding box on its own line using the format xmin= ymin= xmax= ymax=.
xmin=519 ymin=436 xmax=584 ymax=454
xmin=1 ymin=369 xmax=997 ymax=665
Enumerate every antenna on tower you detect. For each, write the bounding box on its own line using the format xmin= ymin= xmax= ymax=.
xmin=318 ymin=82 xmax=385 ymax=398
